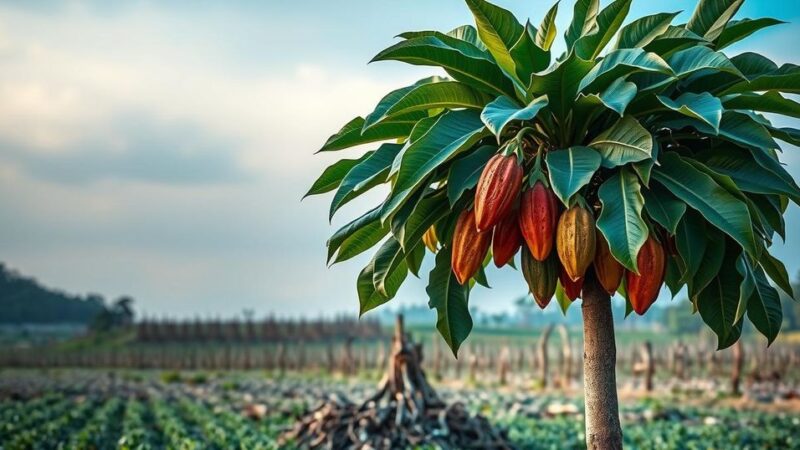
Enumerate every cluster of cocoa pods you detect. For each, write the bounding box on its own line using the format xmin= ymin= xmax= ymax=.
xmin=446 ymin=150 xmax=667 ymax=315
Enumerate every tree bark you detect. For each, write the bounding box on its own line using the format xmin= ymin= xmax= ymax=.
xmin=581 ymin=273 xmax=623 ymax=450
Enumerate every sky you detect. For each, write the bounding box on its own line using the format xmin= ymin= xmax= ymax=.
xmin=0 ymin=0 xmax=799 ymax=319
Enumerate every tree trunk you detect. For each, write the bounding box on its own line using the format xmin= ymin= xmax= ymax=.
xmin=581 ymin=274 xmax=623 ymax=450
xmin=731 ymin=339 xmax=743 ymax=396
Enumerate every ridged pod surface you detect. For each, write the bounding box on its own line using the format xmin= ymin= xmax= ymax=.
xmin=559 ymin=267 xmax=584 ymax=301
xmin=423 ymin=226 xmax=439 ymax=253
xmin=451 ymin=209 xmax=491 ymax=285
xmin=594 ymin=230 xmax=624 ymax=295
xmin=556 ymin=205 xmax=596 ymax=281
xmin=521 ymin=248 xmax=558 ymax=309
xmin=519 ymin=182 xmax=559 ymax=261
xmin=474 ymin=154 xmax=523 ymax=232
xmin=626 ymin=235 xmax=666 ymax=315
xmin=492 ymin=210 xmax=521 ymax=267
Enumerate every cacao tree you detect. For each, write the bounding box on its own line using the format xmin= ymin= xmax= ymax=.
xmin=307 ymin=0 xmax=799 ymax=447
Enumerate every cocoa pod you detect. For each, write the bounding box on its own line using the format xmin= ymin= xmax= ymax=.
xmin=559 ymin=266 xmax=584 ymax=301
xmin=593 ymin=230 xmax=623 ymax=295
xmin=451 ymin=209 xmax=491 ymax=285
xmin=423 ymin=226 xmax=439 ymax=253
xmin=626 ymin=235 xmax=666 ymax=315
xmin=521 ymin=247 xmax=558 ymax=309
xmin=492 ymin=210 xmax=521 ymax=267
xmin=519 ymin=181 xmax=559 ymax=261
xmin=474 ymin=153 xmax=523 ymax=232
xmin=556 ymin=205 xmax=596 ymax=281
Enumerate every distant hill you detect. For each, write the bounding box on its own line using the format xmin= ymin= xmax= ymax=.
xmin=0 ymin=263 xmax=106 ymax=324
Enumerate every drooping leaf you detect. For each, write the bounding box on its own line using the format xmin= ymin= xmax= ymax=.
xmin=696 ymin=245 xmax=743 ymax=350
xmin=329 ymin=213 xmax=390 ymax=265
xmin=372 ymin=238 xmax=410 ymax=298
xmin=746 ymin=265 xmax=783 ymax=344
xmin=427 ymin=248 xmax=473 ymax=356
xmin=734 ymin=255 xmax=756 ymax=322
xmin=615 ymin=11 xmax=680 ymax=49
xmin=397 ymin=193 xmax=451 ymax=252
xmin=574 ymin=0 xmax=632 ymax=60
xmin=686 ymin=0 xmax=744 ymax=41
xmin=529 ymin=50 xmax=594 ymax=120
xmin=597 ymin=168 xmax=649 ymax=272
xmin=564 ymin=0 xmax=600 ymax=51
xmin=722 ymin=62 xmax=800 ymax=94
xmin=700 ymin=147 xmax=800 ymax=204
xmin=320 ymin=117 xmax=415 ymax=152
xmin=465 ymin=0 xmax=525 ymax=83
xmin=330 ymin=143 xmax=403 ymax=220
xmin=481 ymin=95 xmax=549 ymax=139
xmin=358 ymin=260 xmax=389 ymax=316
xmin=305 ymin=153 xmax=371 ymax=198
xmin=657 ymin=92 xmax=723 ymax=132
xmin=689 ymin=227 xmax=725 ymax=297
xmin=715 ymin=18 xmax=786 ymax=50
xmin=589 ymin=116 xmax=653 ymax=168
xmin=675 ymin=211 xmax=707 ymax=287
xmin=642 ymin=182 xmax=686 ymax=234
xmin=546 ymin=146 xmax=602 ymax=205
xmin=760 ymin=251 xmax=794 ymax=297
xmin=578 ymin=48 xmax=672 ymax=94
xmin=536 ymin=2 xmax=559 ymax=51
xmin=327 ymin=206 xmax=383 ymax=263
xmin=576 ymin=77 xmax=638 ymax=117
xmin=721 ymin=91 xmax=800 ymax=119
xmin=447 ymin=145 xmax=497 ymax=206
xmin=664 ymin=111 xmax=778 ymax=150
xmin=667 ymin=46 xmax=745 ymax=79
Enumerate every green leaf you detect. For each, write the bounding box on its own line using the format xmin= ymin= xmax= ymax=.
xmin=735 ymin=255 xmax=756 ymax=322
xmin=564 ymin=0 xmax=599 ymax=51
xmin=574 ymin=0 xmax=632 ymax=60
xmin=642 ymin=182 xmax=686 ymax=234
xmin=529 ymin=50 xmax=594 ymax=121
xmin=578 ymin=48 xmax=672 ymax=94
xmin=690 ymin=227 xmax=725 ymax=298
xmin=555 ymin=283 xmax=572 ymax=315
xmin=721 ymin=91 xmax=800 ymax=119
xmin=327 ymin=206 xmax=382 ymax=263
xmin=652 ymin=152 xmax=756 ymax=256
xmin=747 ymin=265 xmax=783 ymax=344
xmin=397 ymin=193 xmax=450 ymax=252
xmin=427 ymin=248 xmax=473 ymax=356
xmin=375 ymin=82 xmax=493 ymax=130
xmin=406 ymin=242 xmax=426 ymax=277
xmin=722 ymin=63 xmax=800 ymax=94
xmin=305 ymin=153 xmax=371 ymax=198
xmin=363 ymin=77 xmax=441 ymax=131
xmin=597 ymin=168 xmax=648 ymax=272
xmin=700 ymin=147 xmax=800 ymax=204
xmin=372 ymin=238 xmax=410 ymax=298
xmin=715 ymin=18 xmax=785 ymax=50
xmin=510 ymin=22 xmax=551 ymax=83
xmin=577 ymin=77 xmax=638 ymax=116
xmin=329 ymin=210 xmax=390 ymax=265
xmin=480 ymin=95 xmax=549 ymax=138
xmin=320 ymin=117 xmax=415 ymax=152
xmin=358 ymin=260 xmax=389 ymax=317
xmin=760 ymin=251 xmax=794 ymax=297
xmin=330 ymin=143 xmax=403 ymax=220
xmin=657 ymin=92 xmax=722 ymax=132
xmin=447 ymin=145 xmax=497 ymax=206
xmin=675 ymin=211 xmax=707 ymax=287
xmin=465 ymin=0 xmax=524 ymax=83
xmin=696 ymin=245 xmax=743 ymax=349
xmin=644 ymin=26 xmax=705 ymax=57
xmin=667 ymin=46 xmax=744 ymax=79
xmin=536 ymin=2 xmax=559 ymax=51
xmin=372 ymin=35 xmax=515 ymax=97
xmin=546 ymin=146 xmax=602 ymax=205
xmin=589 ymin=116 xmax=653 ymax=168
xmin=615 ymin=11 xmax=680 ymax=49
xmin=665 ymin=111 xmax=778 ymax=149
xmin=383 ymin=110 xmax=489 ymax=221
xmin=686 ymin=0 xmax=743 ymax=41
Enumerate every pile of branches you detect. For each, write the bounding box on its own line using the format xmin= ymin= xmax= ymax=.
xmin=280 ymin=316 xmax=514 ymax=449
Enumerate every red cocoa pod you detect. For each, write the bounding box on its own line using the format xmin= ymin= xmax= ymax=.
xmin=626 ymin=235 xmax=666 ymax=315
xmin=594 ymin=230 xmax=624 ymax=295
xmin=556 ymin=205 xmax=596 ymax=281
xmin=492 ymin=210 xmax=521 ymax=267
xmin=559 ymin=266 xmax=584 ymax=301
xmin=521 ymin=247 xmax=558 ymax=309
xmin=519 ymin=181 xmax=559 ymax=261
xmin=474 ymin=153 xmax=523 ymax=232
xmin=451 ymin=209 xmax=491 ymax=285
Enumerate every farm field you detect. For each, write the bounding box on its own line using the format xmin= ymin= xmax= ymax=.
xmin=0 ymin=369 xmax=798 ymax=450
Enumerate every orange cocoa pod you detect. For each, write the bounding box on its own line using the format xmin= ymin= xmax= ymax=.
xmin=519 ymin=181 xmax=559 ymax=261
xmin=559 ymin=266 xmax=584 ymax=301
xmin=492 ymin=210 xmax=521 ymax=267
xmin=556 ymin=205 xmax=596 ymax=281
xmin=451 ymin=209 xmax=491 ymax=285
xmin=626 ymin=235 xmax=666 ymax=315
xmin=594 ymin=230 xmax=624 ymax=295
xmin=474 ymin=153 xmax=523 ymax=232
xmin=522 ymin=247 xmax=558 ymax=309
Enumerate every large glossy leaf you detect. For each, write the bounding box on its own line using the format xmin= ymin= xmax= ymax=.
xmin=465 ymin=0 xmax=524 ymax=83
xmin=377 ymin=82 xmax=493 ymax=129
xmin=510 ymin=22 xmax=551 ymax=83
xmin=664 ymin=111 xmax=778 ymax=149
xmin=363 ymin=77 xmax=442 ymax=131
xmin=574 ymin=0 xmax=632 ymax=60
xmin=657 ymin=92 xmax=723 ymax=132
xmin=329 ymin=143 xmax=403 ymax=220
xmin=686 ymin=0 xmax=743 ymax=41
xmin=383 ymin=110 xmax=489 ymax=220
xmin=644 ymin=26 xmax=705 ymax=57
xmin=642 ymin=182 xmax=686 ymax=234
xmin=721 ymin=62 xmax=800 ymax=94
xmin=700 ymin=147 xmax=800 ymax=204
xmin=372 ymin=35 xmax=515 ymax=97
xmin=578 ymin=48 xmax=672 ymax=93
xmin=546 ymin=146 xmax=602 ymax=205
xmin=529 ymin=50 xmax=594 ymax=120
xmin=357 ymin=260 xmax=389 ymax=316
xmin=305 ymin=153 xmax=371 ymax=198
xmin=597 ymin=168 xmax=648 ymax=272
xmin=746 ymin=265 xmax=783 ymax=344
xmin=615 ymin=11 xmax=680 ymax=49
xmin=536 ymin=2 xmax=559 ymax=51
xmin=389 ymin=116 xmax=440 ymax=178
xmin=721 ymin=91 xmax=800 ymax=119
xmin=396 ymin=193 xmax=450 ymax=252
xmin=760 ymin=251 xmax=794 ymax=297
xmin=696 ymin=245 xmax=743 ymax=349
xmin=734 ymin=255 xmax=756 ymax=323
xmin=690 ymin=227 xmax=725 ymax=297
xmin=589 ymin=116 xmax=653 ymax=168
xmin=447 ymin=145 xmax=497 ymax=206
xmin=564 ymin=0 xmax=599 ymax=51
xmin=427 ymin=248 xmax=473 ymax=356
xmin=652 ymin=152 xmax=756 ymax=256
xmin=675 ymin=211 xmax=707 ymax=287
xmin=327 ymin=206 xmax=380 ymax=262
xmin=715 ymin=18 xmax=785 ymax=50
xmin=328 ymin=207 xmax=390 ymax=264
xmin=319 ymin=117 xmax=415 ymax=152
xmin=372 ymin=238 xmax=411 ymax=298
xmin=667 ymin=46 xmax=744 ymax=79
xmin=480 ymin=95 xmax=549 ymax=139
xmin=577 ymin=77 xmax=637 ymax=117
